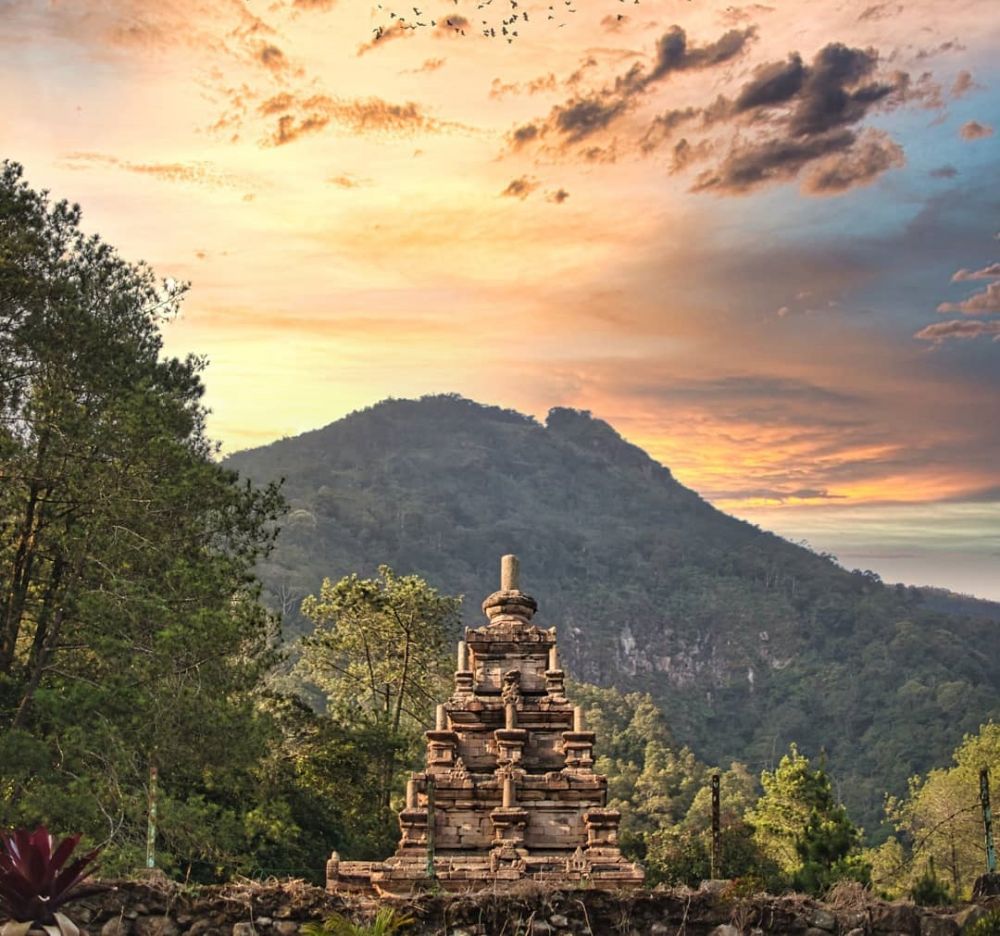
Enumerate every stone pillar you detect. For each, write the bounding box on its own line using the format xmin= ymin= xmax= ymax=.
xmin=546 ymin=643 xmax=566 ymax=697
xmin=561 ymin=710 xmax=596 ymax=771
xmin=501 ymin=554 xmax=520 ymax=591
xmin=455 ymin=636 xmax=474 ymax=695
xmin=426 ymin=709 xmax=459 ymax=770
xmin=584 ymin=808 xmax=623 ymax=857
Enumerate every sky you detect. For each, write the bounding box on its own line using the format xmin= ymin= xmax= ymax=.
xmin=3 ymin=0 xmax=999 ymax=599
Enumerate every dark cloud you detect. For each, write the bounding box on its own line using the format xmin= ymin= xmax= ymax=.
xmin=787 ymin=44 xmax=894 ymax=136
xmin=915 ymin=320 xmax=1000 ymax=342
xmin=509 ymin=123 xmax=540 ymax=148
xmin=501 ymin=176 xmax=540 ymax=200
xmin=801 ymin=130 xmax=904 ymax=195
xmin=681 ymin=41 xmax=908 ymax=195
xmin=734 ymin=54 xmax=806 ymax=111
xmin=694 ymin=130 xmax=856 ymax=194
xmin=937 ymin=282 xmax=1000 ymax=315
xmin=952 ymin=264 xmax=1000 ymax=281
xmin=647 ymin=26 xmax=756 ymax=83
xmin=930 ymin=164 xmax=958 ymax=179
xmin=546 ymin=188 xmax=570 ymax=204
xmin=960 ymin=121 xmax=994 ymax=140
xmin=552 ymin=96 xmax=628 ymax=143
xmin=512 ymin=25 xmax=755 ymax=150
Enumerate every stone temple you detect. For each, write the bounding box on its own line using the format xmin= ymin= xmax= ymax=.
xmin=327 ymin=555 xmax=644 ymax=894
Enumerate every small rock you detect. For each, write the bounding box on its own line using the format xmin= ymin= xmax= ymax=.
xmin=101 ymin=917 xmax=130 ymax=936
xmin=76 ymin=909 xmax=94 ymax=924
xmin=844 ymin=929 xmax=866 ymax=936
xmin=872 ymin=902 xmax=920 ymax=934
xmin=529 ymin=922 xmax=553 ymax=935
xmin=920 ymin=915 xmax=959 ymax=936
xmin=135 ymin=906 xmax=150 ymax=917
xmin=549 ymin=916 xmax=569 ymax=929
xmin=176 ymin=916 xmax=192 ymax=927
xmin=254 ymin=920 xmax=272 ymax=928
xmin=709 ymin=926 xmax=742 ymax=936
xmin=186 ymin=921 xmax=214 ymax=936
xmin=232 ymin=923 xmax=256 ymax=936
xmin=805 ymin=929 xmax=831 ymax=936
xmin=272 ymin=924 xmax=297 ymax=936
xmin=650 ymin=926 xmax=671 ymax=935
xmin=135 ymin=917 xmax=179 ymax=936
xmin=809 ymin=909 xmax=837 ymax=932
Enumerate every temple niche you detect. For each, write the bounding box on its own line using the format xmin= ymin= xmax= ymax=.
xmin=327 ymin=555 xmax=644 ymax=894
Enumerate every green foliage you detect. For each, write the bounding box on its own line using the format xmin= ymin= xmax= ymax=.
xmin=0 ymin=161 xmax=292 ymax=877
xmin=881 ymin=722 xmax=1000 ymax=899
xmin=225 ymin=394 xmax=1000 ymax=836
xmin=295 ymin=567 xmax=459 ymax=849
xmin=747 ymin=745 xmax=868 ymax=895
xmin=910 ymin=857 xmax=954 ymax=906
xmin=967 ymin=910 xmax=1000 ymax=936
xmin=301 ymin=908 xmax=414 ymax=936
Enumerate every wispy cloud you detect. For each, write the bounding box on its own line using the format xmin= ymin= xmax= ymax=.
xmin=960 ymin=120 xmax=994 ymax=140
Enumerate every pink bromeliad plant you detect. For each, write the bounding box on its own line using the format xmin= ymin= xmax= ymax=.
xmin=0 ymin=827 xmax=100 ymax=936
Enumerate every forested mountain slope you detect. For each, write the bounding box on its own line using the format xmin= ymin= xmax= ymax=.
xmin=225 ymin=394 xmax=1000 ymax=834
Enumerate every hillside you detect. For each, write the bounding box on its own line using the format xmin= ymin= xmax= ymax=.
xmin=225 ymin=394 xmax=1000 ymax=835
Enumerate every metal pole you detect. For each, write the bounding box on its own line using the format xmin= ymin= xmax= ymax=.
xmin=146 ymin=762 xmax=158 ymax=870
xmin=711 ymin=773 xmax=721 ymax=879
xmin=982 ymin=766 xmax=997 ymax=874
xmin=426 ymin=776 xmax=436 ymax=880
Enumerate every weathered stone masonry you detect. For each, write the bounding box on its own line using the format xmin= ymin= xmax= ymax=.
xmin=327 ymin=555 xmax=645 ymax=895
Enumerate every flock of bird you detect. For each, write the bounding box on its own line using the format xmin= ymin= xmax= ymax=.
xmin=371 ymin=0 xmax=641 ymax=43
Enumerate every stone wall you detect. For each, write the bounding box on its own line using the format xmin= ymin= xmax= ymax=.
xmin=44 ymin=879 xmax=1000 ymax=936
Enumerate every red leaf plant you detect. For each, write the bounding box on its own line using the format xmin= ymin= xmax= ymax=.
xmin=0 ymin=827 xmax=101 ymax=936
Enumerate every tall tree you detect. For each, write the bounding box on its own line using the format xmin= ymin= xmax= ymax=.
xmin=746 ymin=744 xmax=869 ymax=894
xmin=298 ymin=566 xmax=459 ymax=839
xmin=0 ymin=161 xmax=284 ymax=874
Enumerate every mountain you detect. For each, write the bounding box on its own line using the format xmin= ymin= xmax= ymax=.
xmin=225 ymin=394 xmax=1000 ymax=835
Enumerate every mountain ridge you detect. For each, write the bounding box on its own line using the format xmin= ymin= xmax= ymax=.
xmin=225 ymin=393 xmax=1000 ymax=835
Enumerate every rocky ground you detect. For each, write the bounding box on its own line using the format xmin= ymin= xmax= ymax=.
xmin=51 ymin=878 xmax=1000 ymax=936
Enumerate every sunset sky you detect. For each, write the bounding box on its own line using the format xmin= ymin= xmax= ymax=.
xmin=4 ymin=0 xmax=999 ymax=598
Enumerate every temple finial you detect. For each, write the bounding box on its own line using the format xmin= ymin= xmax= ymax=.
xmin=482 ymin=553 xmax=537 ymax=623
xmin=501 ymin=554 xmax=520 ymax=592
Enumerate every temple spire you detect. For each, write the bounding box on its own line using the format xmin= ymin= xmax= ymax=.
xmin=501 ymin=554 xmax=520 ymax=592
xmin=482 ymin=552 xmax=538 ymax=623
